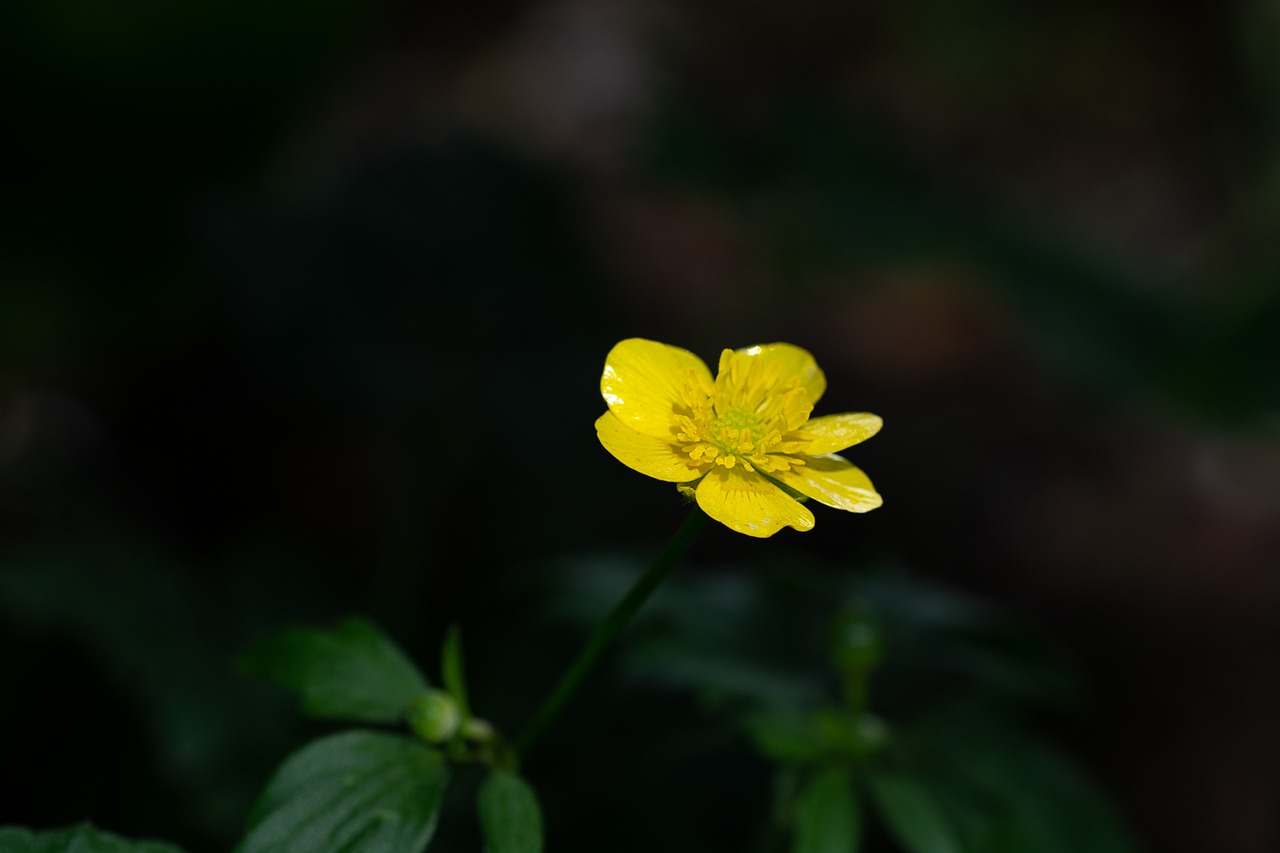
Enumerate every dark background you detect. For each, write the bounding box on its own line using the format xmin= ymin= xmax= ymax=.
xmin=3 ymin=1 xmax=1280 ymax=851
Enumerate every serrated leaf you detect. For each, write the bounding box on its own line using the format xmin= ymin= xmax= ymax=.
xmin=477 ymin=770 xmax=544 ymax=853
xmin=238 ymin=730 xmax=448 ymax=853
xmin=0 ymin=823 xmax=185 ymax=853
xmin=867 ymin=769 xmax=963 ymax=853
xmin=240 ymin=617 xmax=429 ymax=722
xmin=793 ymin=768 xmax=860 ymax=853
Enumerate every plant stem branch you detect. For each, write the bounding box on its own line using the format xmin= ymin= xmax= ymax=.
xmin=514 ymin=506 xmax=707 ymax=761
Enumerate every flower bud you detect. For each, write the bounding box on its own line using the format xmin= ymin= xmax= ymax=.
xmin=829 ymin=606 xmax=882 ymax=674
xmin=462 ymin=717 xmax=497 ymax=744
xmin=407 ymin=691 xmax=460 ymax=743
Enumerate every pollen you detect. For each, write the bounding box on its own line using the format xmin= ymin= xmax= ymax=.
xmin=672 ymin=350 xmax=812 ymax=474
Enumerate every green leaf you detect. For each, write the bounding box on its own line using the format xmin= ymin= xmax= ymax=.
xmin=792 ymin=768 xmax=860 ymax=853
xmin=240 ymin=617 xmax=430 ymax=723
xmin=238 ymin=730 xmax=448 ymax=853
xmin=867 ymin=768 xmax=963 ymax=853
xmin=441 ymin=623 xmax=471 ymax=720
xmin=0 ymin=823 xmax=185 ymax=853
xmin=477 ymin=770 xmax=545 ymax=853
xmin=908 ymin=701 xmax=1140 ymax=853
xmin=745 ymin=710 xmax=827 ymax=764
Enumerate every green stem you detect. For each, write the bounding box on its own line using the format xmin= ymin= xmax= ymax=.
xmin=514 ymin=506 xmax=708 ymax=760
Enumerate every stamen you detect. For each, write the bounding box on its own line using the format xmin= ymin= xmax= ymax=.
xmin=671 ymin=350 xmax=816 ymax=473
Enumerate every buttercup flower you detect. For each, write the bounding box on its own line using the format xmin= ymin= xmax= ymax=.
xmin=595 ymin=338 xmax=882 ymax=537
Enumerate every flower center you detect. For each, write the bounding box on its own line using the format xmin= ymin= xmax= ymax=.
xmin=671 ymin=358 xmax=813 ymax=474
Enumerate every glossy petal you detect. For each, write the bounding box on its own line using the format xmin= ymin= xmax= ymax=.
xmin=772 ymin=454 xmax=882 ymax=513
xmin=695 ymin=466 xmax=815 ymax=538
xmin=596 ymin=412 xmax=704 ymax=482
xmin=601 ymin=338 xmax=714 ymax=439
xmin=735 ymin=343 xmax=827 ymax=406
xmin=804 ymin=412 xmax=883 ymax=454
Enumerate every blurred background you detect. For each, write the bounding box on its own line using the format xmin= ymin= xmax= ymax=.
xmin=2 ymin=0 xmax=1279 ymax=851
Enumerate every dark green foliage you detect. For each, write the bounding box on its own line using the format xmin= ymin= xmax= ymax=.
xmin=0 ymin=823 xmax=185 ymax=853
xmin=900 ymin=701 xmax=1141 ymax=853
xmin=239 ymin=618 xmax=430 ymax=724
xmin=477 ymin=771 xmax=545 ymax=853
xmin=792 ymin=769 xmax=860 ymax=853
xmin=865 ymin=769 xmax=963 ymax=853
xmin=747 ymin=709 xmax=831 ymax=765
xmin=545 ymin=554 xmax=1139 ymax=853
xmin=237 ymin=730 xmax=448 ymax=853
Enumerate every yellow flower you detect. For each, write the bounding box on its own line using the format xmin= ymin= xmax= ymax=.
xmin=595 ymin=338 xmax=883 ymax=537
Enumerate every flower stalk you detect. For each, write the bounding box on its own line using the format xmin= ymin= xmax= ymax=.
xmin=514 ymin=506 xmax=708 ymax=760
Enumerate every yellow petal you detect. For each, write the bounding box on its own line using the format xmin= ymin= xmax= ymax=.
xmin=601 ymin=338 xmax=714 ymax=439
xmin=735 ymin=343 xmax=827 ymax=406
xmin=772 ymin=454 xmax=882 ymax=513
xmin=695 ymin=466 xmax=815 ymax=537
xmin=596 ymin=412 xmax=705 ymax=482
xmin=804 ymin=413 xmax=883 ymax=454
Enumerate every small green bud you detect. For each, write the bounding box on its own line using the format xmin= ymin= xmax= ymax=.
xmin=853 ymin=713 xmax=888 ymax=755
xmin=812 ymin=708 xmax=889 ymax=760
xmin=407 ymin=691 xmax=460 ymax=743
xmin=829 ymin=605 xmax=883 ymax=674
xmin=462 ymin=716 xmax=497 ymax=744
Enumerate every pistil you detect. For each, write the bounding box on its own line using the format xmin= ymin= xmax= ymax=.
xmin=672 ymin=357 xmax=811 ymax=474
